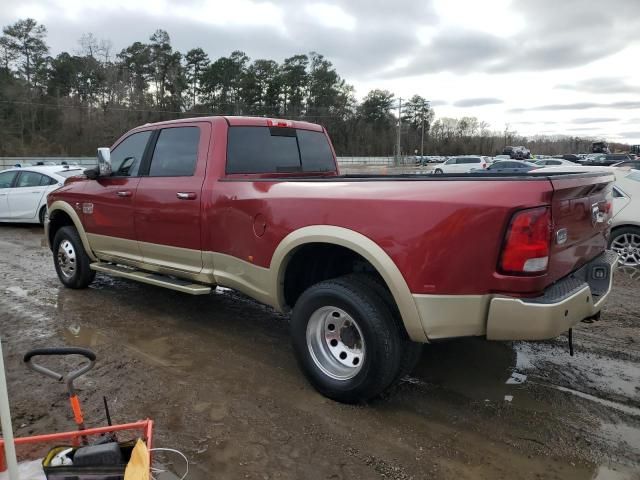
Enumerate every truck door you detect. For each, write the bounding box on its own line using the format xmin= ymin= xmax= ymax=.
xmin=82 ymin=130 xmax=152 ymax=263
xmin=134 ymin=123 xmax=210 ymax=274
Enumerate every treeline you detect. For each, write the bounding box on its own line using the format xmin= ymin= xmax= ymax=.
xmin=0 ymin=19 xmax=626 ymax=157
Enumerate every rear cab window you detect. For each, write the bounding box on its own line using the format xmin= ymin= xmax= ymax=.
xmin=226 ymin=126 xmax=335 ymax=174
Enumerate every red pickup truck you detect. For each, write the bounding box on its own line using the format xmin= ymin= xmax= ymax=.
xmin=46 ymin=116 xmax=617 ymax=403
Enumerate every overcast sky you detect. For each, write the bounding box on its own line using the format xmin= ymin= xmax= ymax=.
xmin=2 ymin=0 xmax=639 ymax=144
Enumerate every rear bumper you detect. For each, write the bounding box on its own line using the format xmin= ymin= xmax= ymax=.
xmin=486 ymin=250 xmax=617 ymax=340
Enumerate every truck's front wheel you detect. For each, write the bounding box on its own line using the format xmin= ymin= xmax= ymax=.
xmin=290 ymin=276 xmax=403 ymax=403
xmin=53 ymin=226 xmax=96 ymax=289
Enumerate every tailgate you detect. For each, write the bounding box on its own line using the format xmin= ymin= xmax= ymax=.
xmin=547 ymin=172 xmax=615 ymax=284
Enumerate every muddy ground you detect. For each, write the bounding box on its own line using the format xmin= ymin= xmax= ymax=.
xmin=0 ymin=224 xmax=639 ymax=479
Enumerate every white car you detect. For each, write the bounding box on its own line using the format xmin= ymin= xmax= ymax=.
xmin=0 ymin=165 xmax=84 ymax=225
xmin=609 ymin=169 xmax=640 ymax=266
xmin=433 ymin=156 xmax=487 ymax=174
xmin=534 ymin=159 xmax=579 ymax=167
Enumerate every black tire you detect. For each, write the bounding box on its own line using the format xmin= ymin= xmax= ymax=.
xmin=38 ymin=206 xmax=47 ymax=226
xmin=290 ymin=276 xmax=403 ymax=403
xmin=53 ymin=226 xmax=96 ymax=289
xmin=347 ymin=274 xmax=423 ymax=382
xmin=434 ymin=168 xmax=443 ymax=174
xmin=608 ymin=226 xmax=640 ymax=266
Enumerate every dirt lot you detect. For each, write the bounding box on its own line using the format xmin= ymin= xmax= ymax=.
xmin=0 ymin=224 xmax=639 ymax=479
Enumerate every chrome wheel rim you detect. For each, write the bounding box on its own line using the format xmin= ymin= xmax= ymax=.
xmin=306 ymin=306 xmax=365 ymax=380
xmin=611 ymin=233 xmax=640 ymax=267
xmin=57 ymin=239 xmax=77 ymax=278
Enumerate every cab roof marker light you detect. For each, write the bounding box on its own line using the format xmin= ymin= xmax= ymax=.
xmin=266 ymin=119 xmax=293 ymax=128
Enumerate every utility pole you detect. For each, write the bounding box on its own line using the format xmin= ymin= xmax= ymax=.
xmin=396 ymin=97 xmax=402 ymax=165
xmin=420 ymin=103 xmax=425 ymax=158
xmin=421 ymin=100 xmax=430 ymax=158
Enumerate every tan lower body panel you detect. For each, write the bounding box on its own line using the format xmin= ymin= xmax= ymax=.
xmin=487 ymin=286 xmax=606 ymax=340
xmin=413 ymin=294 xmax=490 ymax=339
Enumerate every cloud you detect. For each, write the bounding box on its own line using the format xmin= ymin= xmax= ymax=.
xmin=384 ymin=30 xmax=508 ymax=76
xmin=453 ymin=97 xmax=503 ymax=107
xmin=556 ymin=77 xmax=639 ymax=94
xmin=571 ymin=117 xmax=619 ymax=124
xmin=383 ymin=0 xmax=640 ymax=76
xmin=509 ymin=101 xmax=640 ymax=112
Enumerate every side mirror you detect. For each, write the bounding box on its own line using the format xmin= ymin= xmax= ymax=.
xmin=97 ymin=147 xmax=112 ymax=176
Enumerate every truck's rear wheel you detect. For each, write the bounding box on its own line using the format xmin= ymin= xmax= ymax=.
xmin=53 ymin=226 xmax=96 ymax=289
xmin=290 ymin=276 xmax=403 ymax=403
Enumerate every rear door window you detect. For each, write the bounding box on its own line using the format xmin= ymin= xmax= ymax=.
xmin=226 ymin=126 xmax=334 ymax=174
xmin=456 ymin=157 xmax=480 ymax=164
xmin=148 ymin=127 xmax=200 ymax=177
xmin=16 ymin=172 xmax=45 ymax=187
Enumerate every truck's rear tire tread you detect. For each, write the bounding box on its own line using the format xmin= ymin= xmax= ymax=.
xmin=345 ymin=274 xmax=423 ymax=381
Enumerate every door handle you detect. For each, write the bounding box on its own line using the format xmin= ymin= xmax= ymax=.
xmin=176 ymin=192 xmax=197 ymax=200
xmin=116 ymin=191 xmax=132 ymax=197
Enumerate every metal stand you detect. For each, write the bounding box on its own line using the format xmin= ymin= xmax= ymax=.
xmin=0 ymin=339 xmax=20 ymax=479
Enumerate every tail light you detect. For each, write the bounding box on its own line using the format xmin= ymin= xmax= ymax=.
xmin=499 ymin=207 xmax=551 ymax=274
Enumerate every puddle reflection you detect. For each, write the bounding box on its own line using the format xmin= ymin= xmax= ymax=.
xmin=408 ymin=338 xmax=543 ymax=408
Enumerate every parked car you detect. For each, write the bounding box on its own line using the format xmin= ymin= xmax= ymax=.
xmin=584 ymin=154 xmax=631 ymax=166
xmin=473 ymin=160 xmax=537 ymax=173
xmin=556 ymin=154 xmax=582 ymax=162
xmin=511 ymin=146 xmax=531 ymax=160
xmin=609 ymin=170 xmax=640 ymax=266
xmin=592 ymin=141 xmax=610 ymax=154
xmin=0 ymin=165 xmax=83 ymax=224
xmin=433 ymin=155 xmax=487 ymax=173
xmin=534 ymin=159 xmax=579 ymax=167
xmin=46 ymin=116 xmax=616 ymax=403
xmin=611 ymin=160 xmax=640 ymax=170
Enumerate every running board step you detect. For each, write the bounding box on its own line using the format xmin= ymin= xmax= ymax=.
xmin=90 ymin=263 xmax=211 ymax=295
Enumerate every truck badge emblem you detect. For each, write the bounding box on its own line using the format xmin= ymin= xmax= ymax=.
xmin=556 ymin=228 xmax=567 ymax=245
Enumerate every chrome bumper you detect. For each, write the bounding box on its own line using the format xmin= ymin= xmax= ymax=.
xmin=486 ymin=251 xmax=617 ymax=340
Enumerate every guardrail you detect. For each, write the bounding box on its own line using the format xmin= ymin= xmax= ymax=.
xmin=1 ymin=156 xmax=418 ymax=169
xmin=0 ymin=157 xmax=96 ymax=168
